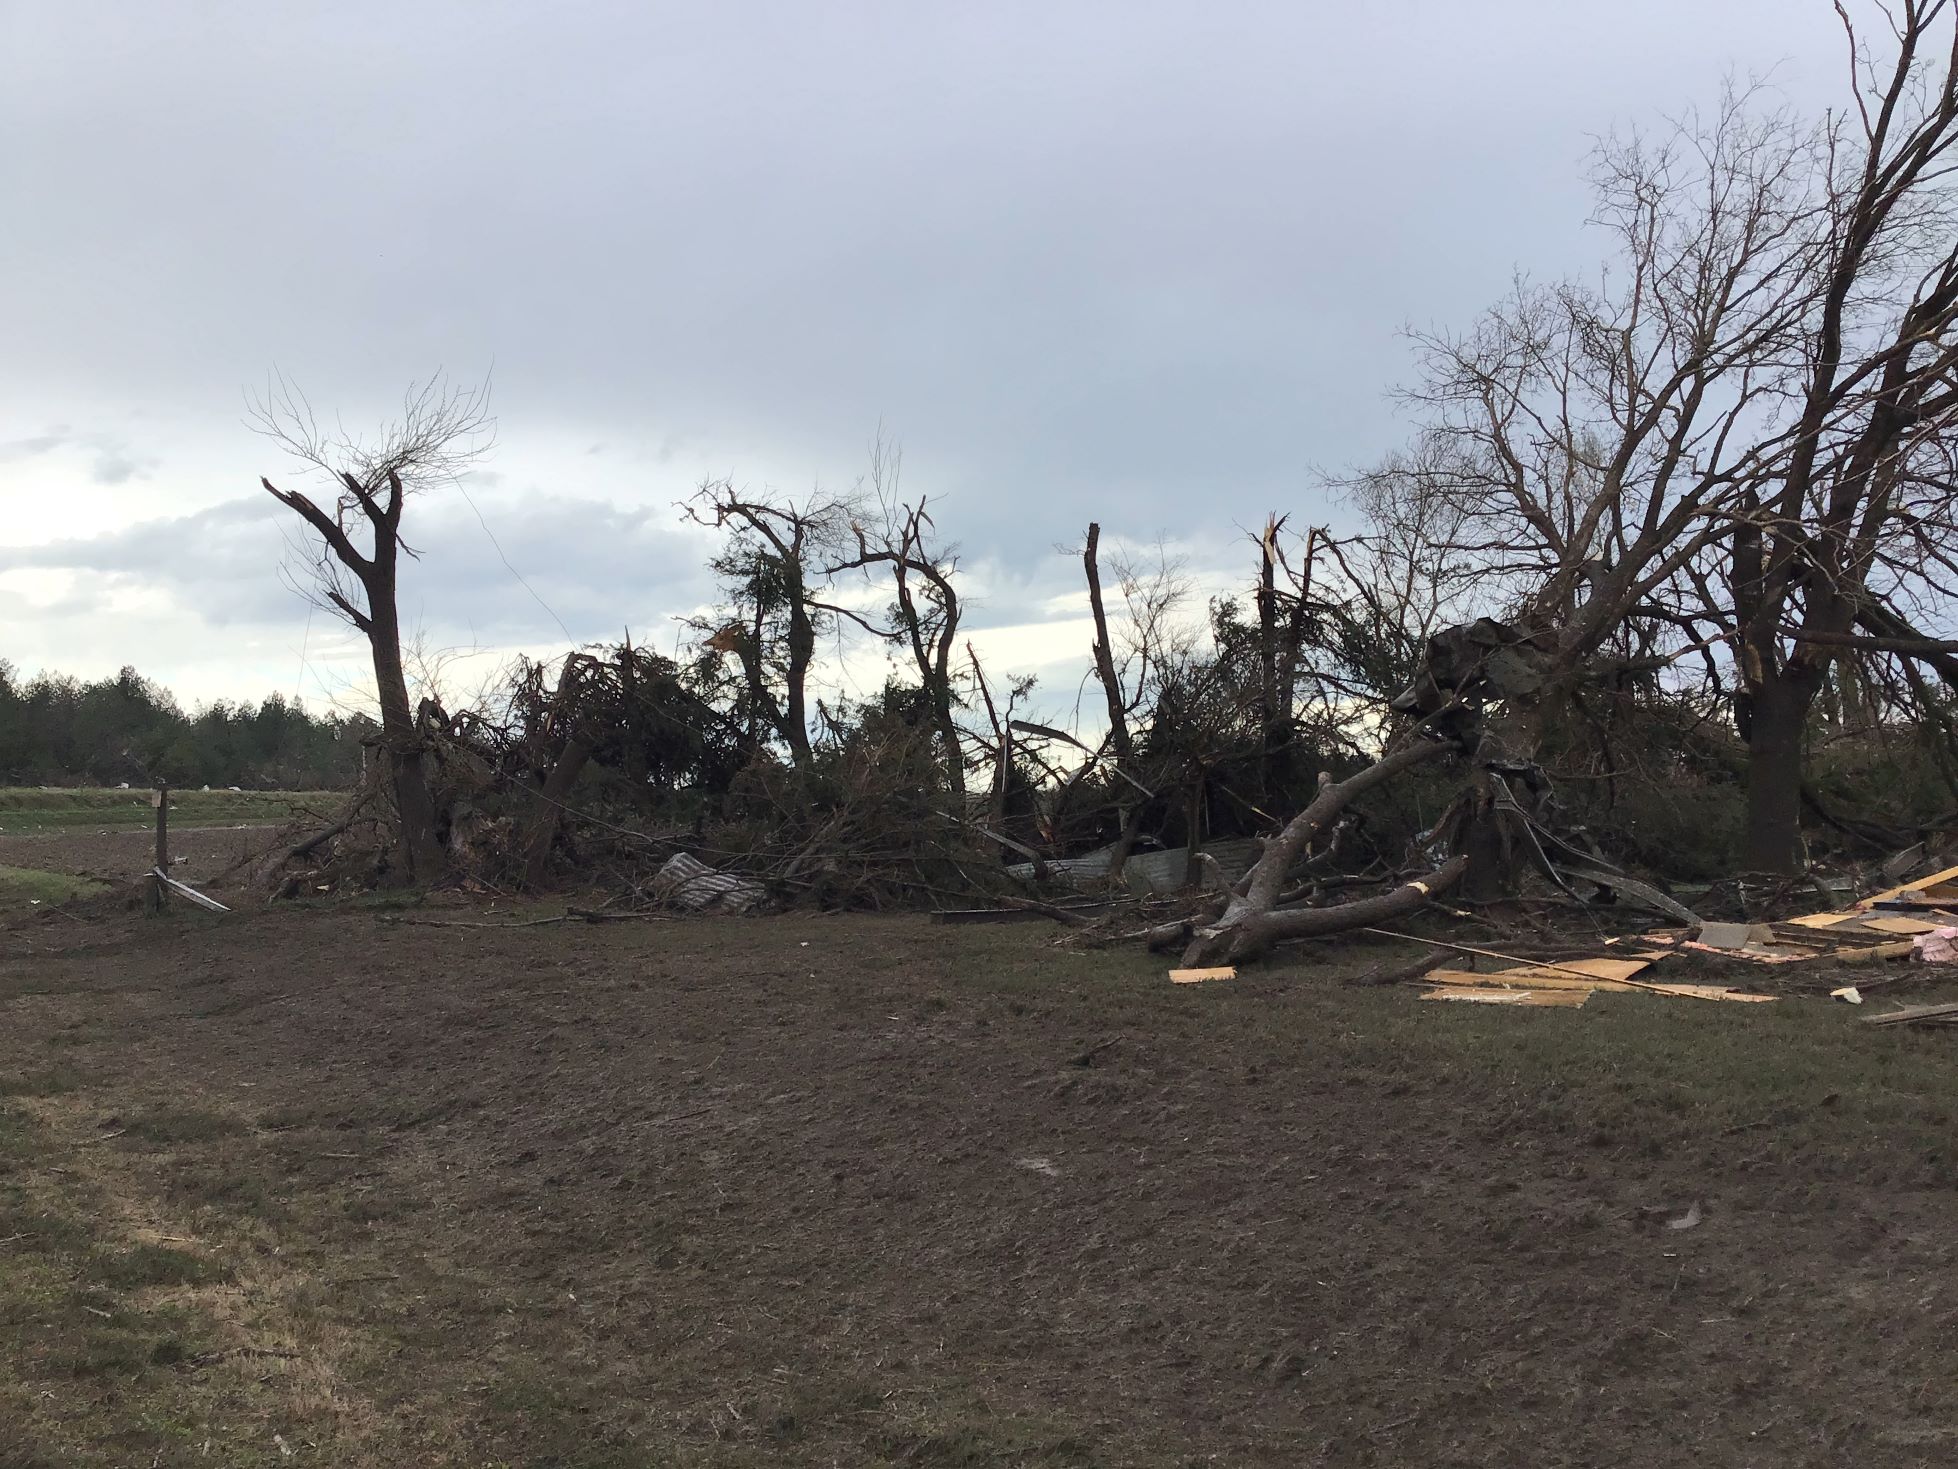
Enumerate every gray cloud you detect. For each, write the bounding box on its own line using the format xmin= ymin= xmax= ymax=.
xmin=0 ymin=488 xmax=713 ymax=645
xmin=0 ymin=425 xmax=159 ymax=486
xmin=0 ymin=0 xmax=1855 ymax=700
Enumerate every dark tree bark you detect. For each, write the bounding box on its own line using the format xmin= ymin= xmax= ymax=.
xmin=262 ymin=470 xmax=444 ymax=882
xmin=1740 ymin=669 xmax=1820 ymax=873
xmin=520 ymin=731 xmax=594 ymax=889
xmin=1083 ymin=523 xmax=1148 ymax=878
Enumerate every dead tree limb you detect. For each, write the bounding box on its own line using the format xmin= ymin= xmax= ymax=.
xmin=1178 ymin=738 xmax=1456 ymax=965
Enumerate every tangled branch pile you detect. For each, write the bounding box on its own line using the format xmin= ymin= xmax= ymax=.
xmin=253 ymin=8 xmax=1958 ymax=948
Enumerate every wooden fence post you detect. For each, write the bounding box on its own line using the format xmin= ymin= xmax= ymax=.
xmin=147 ymin=783 xmax=169 ymax=913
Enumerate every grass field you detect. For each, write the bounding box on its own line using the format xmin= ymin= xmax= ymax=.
xmin=2 ymin=908 xmax=1955 ymax=1465
xmin=0 ymin=787 xmax=335 ymax=835
xmin=0 ymin=865 xmax=107 ymax=908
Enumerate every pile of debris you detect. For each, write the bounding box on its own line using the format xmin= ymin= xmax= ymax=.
xmin=1406 ymin=859 xmax=1958 ymax=1020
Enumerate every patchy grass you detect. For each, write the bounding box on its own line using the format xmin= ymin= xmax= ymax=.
xmin=2 ymin=912 xmax=1958 ymax=1464
xmin=0 ymin=1104 xmax=234 ymax=1464
xmin=0 ymin=787 xmax=332 ymax=835
xmin=0 ymin=865 xmax=107 ymax=910
xmin=109 ymin=1106 xmax=248 ymax=1148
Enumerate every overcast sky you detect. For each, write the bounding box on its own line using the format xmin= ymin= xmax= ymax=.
xmin=1 ymin=1 xmax=1850 ymax=721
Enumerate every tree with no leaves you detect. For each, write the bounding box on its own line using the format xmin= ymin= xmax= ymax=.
xmin=252 ymin=373 xmax=494 ymax=882
xmin=823 ymin=439 xmax=969 ymax=794
xmin=1361 ymin=0 xmax=1958 ymax=872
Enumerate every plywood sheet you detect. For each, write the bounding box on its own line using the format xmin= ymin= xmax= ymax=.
xmin=1168 ymin=967 xmax=1236 ymax=984
xmin=1857 ymin=915 xmax=1945 ymax=935
xmin=1631 ymin=982 xmax=1777 ymax=1003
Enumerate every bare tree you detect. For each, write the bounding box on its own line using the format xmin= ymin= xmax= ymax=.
xmin=1358 ymin=3 xmax=1958 ymax=871
xmin=1719 ymin=0 xmax=1958 ymax=869
xmin=253 ymin=373 xmax=494 ymax=882
xmin=824 ymin=440 xmax=968 ymax=792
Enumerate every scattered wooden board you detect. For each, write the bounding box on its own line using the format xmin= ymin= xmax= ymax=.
xmin=1421 ymin=986 xmax=1590 ymax=1008
xmin=1169 ymin=967 xmax=1236 ymax=984
xmin=1786 ymin=911 xmax=1859 ymax=929
xmin=1827 ymin=940 xmax=1916 ymax=963
xmin=1858 ymin=863 xmax=1958 ymax=908
xmin=1864 ymin=1001 xmax=1958 ymax=1026
xmin=1425 ymin=968 xmax=1775 ymax=1003
xmin=1855 ymin=916 xmax=1945 ymax=936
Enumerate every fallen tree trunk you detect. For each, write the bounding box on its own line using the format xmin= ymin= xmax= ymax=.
xmin=1177 ymin=738 xmax=1456 ymax=966
xmin=1181 ymin=856 xmax=1470 ymax=966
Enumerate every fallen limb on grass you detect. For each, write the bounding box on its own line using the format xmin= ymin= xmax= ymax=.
xmin=1177 ymin=738 xmax=1461 ymax=966
xmin=1180 ymin=856 xmax=1470 ymax=966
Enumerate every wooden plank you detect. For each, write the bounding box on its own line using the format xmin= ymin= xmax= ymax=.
xmin=1421 ymin=986 xmax=1590 ymax=1008
xmin=1168 ymin=967 xmax=1236 ymax=984
xmin=1859 ymin=863 xmax=1958 ymax=908
xmin=1865 ymin=1001 xmax=1958 ymax=1026
xmin=1857 ymin=916 xmax=1945 ymax=936
xmin=1828 ymin=940 xmax=1916 ymax=963
xmin=152 ymin=869 xmax=229 ymax=914
xmin=1426 ymin=969 xmax=1773 ymax=1002
xmin=1426 ymin=968 xmax=1610 ymax=991
xmin=1633 ymin=983 xmax=1776 ymax=1003
xmin=931 ymin=908 xmax=1045 ymax=925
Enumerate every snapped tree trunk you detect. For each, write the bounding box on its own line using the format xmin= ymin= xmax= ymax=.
xmin=367 ymin=605 xmax=443 ymax=884
xmin=519 ymin=732 xmax=595 ymax=889
xmin=1741 ymin=670 xmax=1818 ymax=874
xmin=262 ymin=466 xmax=446 ymax=887
xmin=1083 ymin=523 xmax=1142 ymax=879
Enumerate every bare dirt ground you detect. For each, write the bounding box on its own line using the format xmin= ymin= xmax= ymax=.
xmin=0 ymin=825 xmax=277 ymax=890
xmin=2 ymin=898 xmax=1957 ymax=1467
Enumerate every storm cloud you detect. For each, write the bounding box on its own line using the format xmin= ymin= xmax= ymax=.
xmin=0 ymin=1 xmax=1851 ymax=709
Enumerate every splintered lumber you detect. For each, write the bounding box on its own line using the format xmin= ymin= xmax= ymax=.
xmin=1827 ymin=940 xmax=1916 ymax=963
xmin=1362 ymin=930 xmax=1656 ymax=985
xmin=1858 ymin=863 xmax=1958 ymax=909
xmin=1864 ymin=1001 xmax=1958 ymax=1027
xmin=151 ymin=869 xmax=229 ymax=914
xmin=1421 ymin=986 xmax=1590 ymax=1008
xmin=1168 ymin=967 xmax=1236 ymax=983
xmin=1425 ymin=967 xmax=1775 ymax=1003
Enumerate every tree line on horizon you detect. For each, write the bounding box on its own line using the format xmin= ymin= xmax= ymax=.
xmin=0 ymin=661 xmax=367 ymax=790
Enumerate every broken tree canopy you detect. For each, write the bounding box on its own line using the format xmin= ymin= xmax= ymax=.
xmin=1353 ymin=7 xmax=1958 ymax=874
